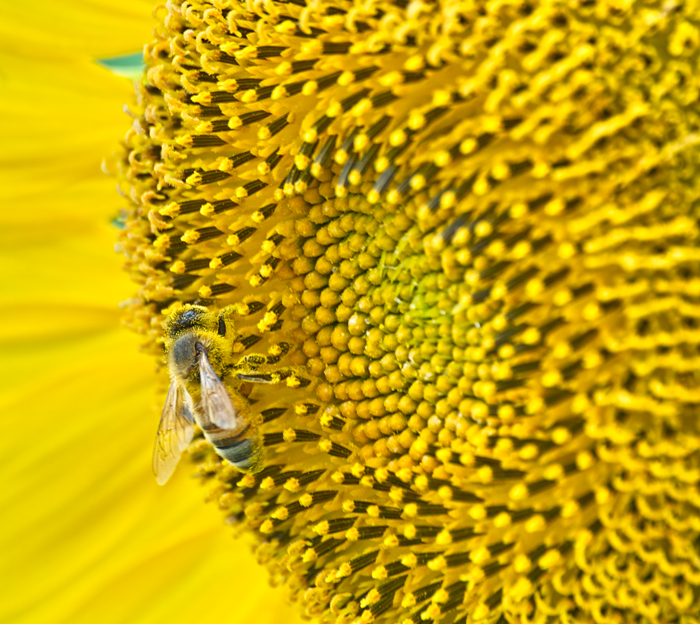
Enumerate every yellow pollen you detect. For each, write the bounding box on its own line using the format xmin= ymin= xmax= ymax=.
xmin=180 ymin=230 xmax=200 ymax=244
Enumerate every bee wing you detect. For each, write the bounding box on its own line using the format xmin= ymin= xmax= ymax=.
xmin=198 ymin=347 xmax=241 ymax=431
xmin=152 ymin=381 xmax=195 ymax=486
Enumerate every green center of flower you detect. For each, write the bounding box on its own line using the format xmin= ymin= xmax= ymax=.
xmin=116 ymin=0 xmax=700 ymax=622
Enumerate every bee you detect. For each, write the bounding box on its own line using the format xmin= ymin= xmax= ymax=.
xmin=153 ymin=304 xmax=288 ymax=485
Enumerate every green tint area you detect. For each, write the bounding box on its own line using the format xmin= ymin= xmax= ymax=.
xmin=97 ymin=52 xmax=144 ymax=80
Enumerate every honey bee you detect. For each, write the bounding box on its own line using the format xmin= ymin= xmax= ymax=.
xmin=153 ymin=304 xmax=294 ymax=485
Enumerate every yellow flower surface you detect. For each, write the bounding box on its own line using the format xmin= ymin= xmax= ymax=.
xmin=118 ymin=0 xmax=700 ymax=623
xmin=0 ymin=2 xmax=303 ymax=624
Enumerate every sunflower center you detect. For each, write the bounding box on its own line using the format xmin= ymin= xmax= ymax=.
xmin=116 ymin=0 xmax=700 ymax=622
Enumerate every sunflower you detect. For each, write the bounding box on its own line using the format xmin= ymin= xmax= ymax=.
xmin=116 ymin=0 xmax=700 ymax=623
xmin=0 ymin=2 xmax=303 ymax=623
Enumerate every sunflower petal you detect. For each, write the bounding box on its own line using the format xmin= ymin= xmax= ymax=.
xmin=0 ymin=0 xmax=153 ymax=59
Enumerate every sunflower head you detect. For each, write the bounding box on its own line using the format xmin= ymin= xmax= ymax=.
xmin=116 ymin=0 xmax=700 ymax=622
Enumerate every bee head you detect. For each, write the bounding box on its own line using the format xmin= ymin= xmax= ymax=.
xmin=164 ymin=304 xmax=215 ymax=339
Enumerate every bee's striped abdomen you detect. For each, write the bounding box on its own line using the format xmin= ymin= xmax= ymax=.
xmin=203 ymin=424 xmax=262 ymax=472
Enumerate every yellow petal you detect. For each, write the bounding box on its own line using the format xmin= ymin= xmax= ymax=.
xmin=0 ymin=0 xmax=153 ymax=59
xmin=0 ymin=52 xmax=135 ymax=205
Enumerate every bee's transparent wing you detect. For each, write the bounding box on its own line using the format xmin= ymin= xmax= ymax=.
xmin=152 ymin=381 xmax=195 ymax=485
xmin=198 ymin=348 xmax=240 ymax=431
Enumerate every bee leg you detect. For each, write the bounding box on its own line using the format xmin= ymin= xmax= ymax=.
xmin=234 ymin=353 xmax=270 ymax=369
xmin=236 ymin=367 xmax=310 ymax=388
xmin=236 ymin=372 xmax=277 ymax=384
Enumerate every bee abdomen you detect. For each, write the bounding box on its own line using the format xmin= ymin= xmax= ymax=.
xmin=204 ymin=427 xmax=262 ymax=471
xmin=217 ymin=438 xmax=259 ymax=470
